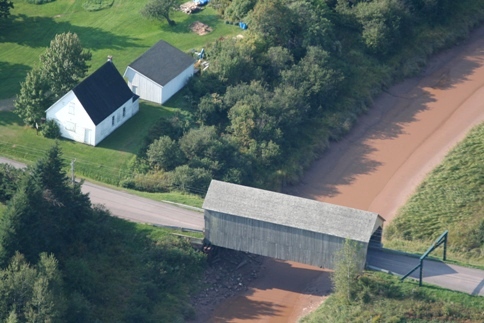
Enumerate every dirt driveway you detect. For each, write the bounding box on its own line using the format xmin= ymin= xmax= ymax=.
xmin=209 ymin=25 xmax=484 ymax=322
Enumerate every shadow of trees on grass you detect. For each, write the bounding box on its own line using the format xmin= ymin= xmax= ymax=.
xmin=0 ymin=14 xmax=141 ymax=50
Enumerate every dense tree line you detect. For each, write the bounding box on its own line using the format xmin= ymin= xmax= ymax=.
xmin=130 ymin=0 xmax=476 ymax=195
xmin=0 ymin=146 xmax=205 ymax=321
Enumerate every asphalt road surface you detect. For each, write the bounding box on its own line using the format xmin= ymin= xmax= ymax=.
xmin=367 ymin=248 xmax=484 ymax=296
xmin=0 ymin=156 xmax=204 ymax=231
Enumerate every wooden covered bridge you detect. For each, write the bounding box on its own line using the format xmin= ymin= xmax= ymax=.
xmin=203 ymin=180 xmax=385 ymax=270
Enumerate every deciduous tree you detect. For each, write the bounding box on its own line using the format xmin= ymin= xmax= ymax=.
xmin=146 ymin=136 xmax=184 ymax=171
xmin=15 ymin=32 xmax=91 ymax=127
xmin=141 ymin=0 xmax=178 ymax=26
xmin=40 ymin=32 xmax=92 ymax=98
xmin=14 ymin=68 xmax=50 ymax=127
xmin=331 ymin=239 xmax=364 ymax=304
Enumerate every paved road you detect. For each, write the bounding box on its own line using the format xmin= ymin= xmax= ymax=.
xmin=367 ymin=248 xmax=484 ymax=296
xmin=0 ymin=156 xmax=205 ymax=231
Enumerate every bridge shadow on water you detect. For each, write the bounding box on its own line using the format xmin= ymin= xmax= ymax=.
xmin=210 ymin=257 xmax=332 ymax=322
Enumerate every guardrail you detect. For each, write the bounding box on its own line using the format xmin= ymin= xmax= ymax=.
xmin=400 ymin=230 xmax=448 ymax=286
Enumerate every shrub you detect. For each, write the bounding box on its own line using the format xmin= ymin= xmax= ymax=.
xmin=169 ymin=165 xmax=212 ymax=195
xmin=120 ymin=171 xmax=172 ymax=192
xmin=41 ymin=119 xmax=61 ymax=139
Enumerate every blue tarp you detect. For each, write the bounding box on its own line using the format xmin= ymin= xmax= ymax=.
xmin=194 ymin=0 xmax=209 ymax=5
xmin=239 ymin=22 xmax=247 ymax=30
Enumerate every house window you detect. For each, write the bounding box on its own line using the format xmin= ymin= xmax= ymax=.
xmin=65 ymin=122 xmax=76 ymax=132
xmin=68 ymin=102 xmax=75 ymax=115
xmin=123 ymin=107 xmax=126 ymax=117
xmin=112 ymin=115 xmax=115 ymax=126
xmin=131 ymin=85 xmax=138 ymax=94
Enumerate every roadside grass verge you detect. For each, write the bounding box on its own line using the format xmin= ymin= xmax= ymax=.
xmin=385 ymin=123 xmax=484 ymax=267
xmin=0 ymin=0 xmax=240 ymax=99
xmin=301 ymin=271 xmax=484 ymax=323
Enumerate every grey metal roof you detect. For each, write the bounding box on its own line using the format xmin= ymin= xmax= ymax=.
xmin=203 ymin=180 xmax=384 ymax=243
xmin=127 ymin=40 xmax=194 ymax=86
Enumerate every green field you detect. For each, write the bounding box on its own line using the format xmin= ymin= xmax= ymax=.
xmin=0 ymin=0 xmax=239 ymax=99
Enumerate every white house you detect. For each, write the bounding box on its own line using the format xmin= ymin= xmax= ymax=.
xmin=46 ymin=60 xmax=139 ymax=146
xmin=123 ymin=40 xmax=195 ymax=105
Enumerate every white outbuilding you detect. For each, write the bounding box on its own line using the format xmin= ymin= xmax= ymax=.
xmin=45 ymin=60 xmax=139 ymax=146
xmin=123 ymin=40 xmax=195 ymax=105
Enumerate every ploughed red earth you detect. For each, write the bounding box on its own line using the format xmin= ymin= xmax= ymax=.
xmin=208 ymin=26 xmax=484 ymax=322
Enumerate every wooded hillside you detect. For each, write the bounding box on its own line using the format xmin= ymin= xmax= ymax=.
xmin=128 ymin=0 xmax=484 ymax=195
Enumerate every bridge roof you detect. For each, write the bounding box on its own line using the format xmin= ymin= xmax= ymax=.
xmin=203 ymin=180 xmax=384 ymax=243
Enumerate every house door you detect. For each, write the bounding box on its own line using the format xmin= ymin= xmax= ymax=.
xmin=84 ymin=128 xmax=92 ymax=145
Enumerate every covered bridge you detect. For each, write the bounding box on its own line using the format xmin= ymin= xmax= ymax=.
xmin=203 ymin=180 xmax=384 ymax=270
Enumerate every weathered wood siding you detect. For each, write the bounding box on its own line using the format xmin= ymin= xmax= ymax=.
xmin=205 ymin=210 xmax=368 ymax=270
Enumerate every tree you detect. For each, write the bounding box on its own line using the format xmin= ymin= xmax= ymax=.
xmin=141 ymin=0 xmax=178 ymax=26
xmin=15 ymin=32 xmax=91 ymax=127
xmin=14 ymin=68 xmax=51 ymax=127
xmin=246 ymin=0 xmax=295 ymax=48
xmin=0 ymin=164 xmax=24 ymax=203
xmin=146 ymin=136 xmax=184 ymax=171
xmin=0 ymin=0 xmax=13 ymax=18
xmin=40 ymin=32 xmax=92 ymax=99
xmin=331 ymin=239 xmax=364 ymax=304
xmin=0 ymin=252 xmax=65 ymax=322
xmin=0 ymin=143 xmax=92 ymax=265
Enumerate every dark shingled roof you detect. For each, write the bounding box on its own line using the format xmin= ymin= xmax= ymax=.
xmin=73 ymin=61 xmax=137 ymax=125
xmin=127 ymin=40 xmax=194 ymax=86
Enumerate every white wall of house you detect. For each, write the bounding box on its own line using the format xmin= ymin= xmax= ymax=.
xmin=94 ymin=98 xmax=139 ymax=146
xmin=46 ymin=92 xmax=139 ymax=146
xmin=161 ymin=64 xmax=194 ymax=104
xmin=124 ymin=64 xmax=194 ymax=105
xmin=46 ymin=91 xmax=96 ymax=145
xmin=125 ymin=67 xmax=162 ymax=104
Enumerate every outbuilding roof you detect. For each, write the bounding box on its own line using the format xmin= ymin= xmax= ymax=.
xmin=73 ymin=61 xmax=138 ymax=125
xmin=127 ymin=40 xmax=194 ymax=86
xmin=203 ymin=180 xmax=384 ymax=243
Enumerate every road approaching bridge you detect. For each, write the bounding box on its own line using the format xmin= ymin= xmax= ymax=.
xmin=0 ymin=156 xmax=204 ymax=231
xmin=367 ymin=248 xmax=484 ymax=296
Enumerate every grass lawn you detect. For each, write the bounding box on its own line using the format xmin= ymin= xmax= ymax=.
xmin=0 ymin=0 xmax=240 ymax=99
xmin=0 ymin=101 xmax=170 ymax=181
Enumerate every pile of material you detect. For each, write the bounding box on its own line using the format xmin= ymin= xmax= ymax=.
xmin=190 ymin=21 xmax=212 ymax=35
xmin=180 ymin=1 xmax=201 ymax=14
